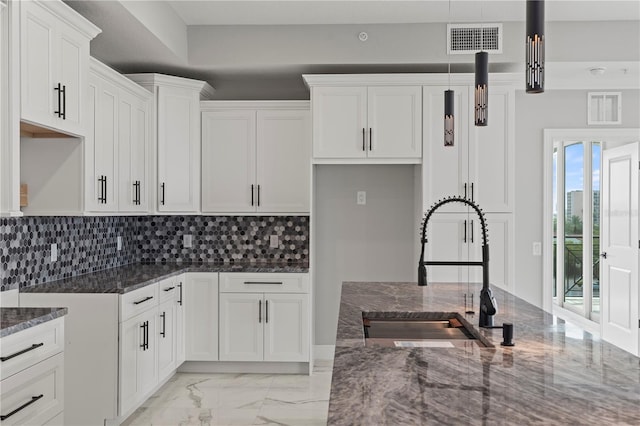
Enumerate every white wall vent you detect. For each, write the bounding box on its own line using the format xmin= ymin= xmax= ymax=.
xmin=447 ymin=24 xmax=502 ymax=54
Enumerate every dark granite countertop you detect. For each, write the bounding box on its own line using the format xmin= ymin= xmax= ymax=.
xmin=1 ymin=307 xmax=68 ymax=338
xmin=20 ymin=262 xmax=309 ymax=294
xmin=330 ymin=281 xmax=640 ymax=425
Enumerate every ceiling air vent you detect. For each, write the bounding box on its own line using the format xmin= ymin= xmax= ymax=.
xmin=447 ymin=24 xmax=502 ymax=55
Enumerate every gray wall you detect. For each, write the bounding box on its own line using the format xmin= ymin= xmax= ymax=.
xmin=314 ymin=165 xmax=417 ymax=345
xmin=514 ymin=89 xmax=640 ymax=306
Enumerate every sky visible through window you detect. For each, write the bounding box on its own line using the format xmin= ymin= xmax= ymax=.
xmin=553 ymin=142 xmax=601 ymax=215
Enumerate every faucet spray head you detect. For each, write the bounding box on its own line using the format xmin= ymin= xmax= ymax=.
xmin=418 ymin=263 xmax=427 ymax=286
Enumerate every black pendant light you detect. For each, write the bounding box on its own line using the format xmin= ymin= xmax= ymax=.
xmin=475 ymin=51 xmax=488 ymax=126
xmin=444 ymin=0 xmax=454 ymax=146
xmin=444 ymin=89 xmax=454 ymax=146
xmin=526 ymin=0 xmax=545 ymax=93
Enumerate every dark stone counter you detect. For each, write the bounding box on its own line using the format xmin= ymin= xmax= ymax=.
xmin=1 ymin=307 xmax=68 ymax=338
xmin=19 ymin=262 xmax=309 ymax=294
xmin=330 ymin=281 xmax=640 ymax=425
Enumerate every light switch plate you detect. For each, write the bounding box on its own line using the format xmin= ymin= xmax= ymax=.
xmin=533 ymin=242 xmax=542 ymax=256
xmin=357 ymin=191 xmax=366 ymax=205
xmin=270 ymin=235 xmax=279 ymax=248
xmin=51 ymin=243 xmax=57 ymax=262
xmin=183 ymin=234 xmax=193 ymax=248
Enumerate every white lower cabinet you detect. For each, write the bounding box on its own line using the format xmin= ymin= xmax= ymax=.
xmin=218 ymin=273 xmax=310 ymax=363
xmin=185 ymin=273 xmax=219 ymax=361
xmin=0 ymin=317 xmax=65 ymax=426
xmin=157 ymin=298 xmax=176 ymax=382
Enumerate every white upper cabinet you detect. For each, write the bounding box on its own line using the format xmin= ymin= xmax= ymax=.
xmin=85 ymin=59 xmax=151 ymax=213
xmin=201 ymin=102 xmax=310 ymax=214
xmin=20 ymin=0 xmax=100 ymax=136
xmin=309 ymin=82 xmax=421 ymax=161
xmin=127 ymin=74 xmax=214 ymax=214
xmin=422 ymin=81 xmax=515 ymax=213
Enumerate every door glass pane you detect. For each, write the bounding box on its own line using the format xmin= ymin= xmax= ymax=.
xmin=564 ymin=143 xmax=584 ymax=311
xmin=592 ymin=143 xmax=601 ymax=315
xmin=552 ymin=147 xmax=558 ymax=303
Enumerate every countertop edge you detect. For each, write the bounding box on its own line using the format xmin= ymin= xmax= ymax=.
xmin=0 ymin=307 xmax=68 ymax=338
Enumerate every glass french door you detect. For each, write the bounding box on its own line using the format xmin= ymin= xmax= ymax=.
xmin=552 ymin=140 xmax=601 ymax=321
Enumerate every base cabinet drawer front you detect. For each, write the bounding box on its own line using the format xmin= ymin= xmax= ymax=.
xmin=263 ymin=294 xmax=309 ymax=362
xmin=120 ymin=283 xmax=159 ymax=321
xmin=0 ymin=352 xmax=64 ymax=426
xmin=0 ymin=318 xmax=64 ymax=381
xmin=158 ymin=278 xmax=179 ymax=304
xmin=219 ymin=273 xmax=309 ymax=294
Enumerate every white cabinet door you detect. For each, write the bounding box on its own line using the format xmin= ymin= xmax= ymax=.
xmin=201 ymin=110 xmax=256 ymax=213
xmin=263 ymin=293 xmax=309 ymax=362
xmin=175 ymin=279 xmax=186 ymax=366
xmin=185 ymin=273 xmax=219 ymax=361
xmin=157 ymin=298 xmax=176 ymax=381
xmin=422 ymin=86 xmax=470 ymax=213
xmin=92 ymin=74 xmax=119 ymax=212
xmin=219 ymin=293 xmax=264 ymax=362
xmin=424 ymin=214 xmax=472 ymax=283
xmin=468 ymin=85 xmax=515 ymax=212
xmin=157 ymin=85 xmax=200 ymax=212
xmin=118 ymin=90 xmax=148 ymax=212
xmin=312 ymin=86 xmax=367 ymax=158
xmin=119 ymin=309 xmax=157 ymax=417
xmin=367 ymin=86 xmax=422 ymax=159
xmin=483 ymin=214 xmax=513 ymax=291
xmin=257 ymin=109 xmax=311 ymax=213
xmin=20 ymin=1 xmax=55 ymax=128
xmin=56 ymin=24 xmax=86 ymax=134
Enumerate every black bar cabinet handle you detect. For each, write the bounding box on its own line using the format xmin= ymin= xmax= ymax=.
xmin=140 ymin=322 xmax=146 ymax=350
xmin=61 ymin=84 xmax=66 ymax=119
xmin=160 ymin=312 xmax=166 ymax=338
xmin=54 ymin=83 xmax=61 ymax=117
xmin=178 ymin=282 xmax=183 ymax=306
xmin=265 ymin=300 xmax=269 ymax=323
xmin=0 ymin=394 xmax=44 ymax=421
xmin=133 ymin=296 xmax=153 ymax=305
xmin=104 ymin=176 xmax=108 ymax=203
xmin=464 ymin=183 xmax=467 ymax=199
xmin=471 ymin=220 xmax=474 ymax=243
xmin=257 ymin=185 xmax=260 ymax=207
xmin=258 ymin=300 xmax=262 ymax=323
xmin=0 ymin=343 xmax=44 ymax=362
xmin=243 ymin=281 xmax=284 ymax=285
xmin=251 ymin=184 xmax=254 ymax=206
xmin=369 ymin=128 xmax=372 ymax=151
xmin=161 ymin=183 xmax=165 ymax=205
xmin=362 ymin=128 xmax=365 ymax=151
xmin=463 ymin=220 xmax=467 ymax=243
xmin=471 ymin=183 xmax=474 ymax=202
xmin=163 ymin=286 xmax=175 ymax=292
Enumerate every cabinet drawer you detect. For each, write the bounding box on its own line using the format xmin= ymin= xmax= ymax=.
xmin=219 ymin=273 xmax=309 ymax=294
xmin=0 ymin=318 xmax=64 ymax=381
xmin=120 ymin=284 xmax=158 ymax=321
xmin=0 ymin=352 xmax=64 ymax=426
xmin=158 ymin=277 xmax=179 ymax=304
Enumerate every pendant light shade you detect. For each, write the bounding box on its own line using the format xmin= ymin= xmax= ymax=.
xmin=474 ymin=51 xmax=488 ymax=126
xmin=526 ymin=0 xmax=545 ymax=93
xmin=444 ymin=90 xmax=454 ymax=146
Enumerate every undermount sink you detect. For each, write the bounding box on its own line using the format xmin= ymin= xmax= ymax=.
xmin=362 ymin=312 xmax=493 ymax=348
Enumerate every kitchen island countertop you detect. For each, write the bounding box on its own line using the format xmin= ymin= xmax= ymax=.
xmin=330 ymin=281 xmax=640 ymax=425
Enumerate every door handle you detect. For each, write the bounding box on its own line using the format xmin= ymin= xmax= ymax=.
xmin=160 ymin=312 xmax=166 ymax=338
xmin=257 ymin=184 xmax=261 ymax=207
xmin=369 ymin=128 xmax=372 ymax=151
xmin=463 ymin=183 xmax=467 ymax=199
xmin=258 ymin=300 xmax=262 ymax=323
xmin=471 ymin=183 xmax=474 ymax=202
xmin=470 ymin=220 xmax=474 ymax=243
xmin=362 ymin=128 xmax=366 ymax=151
xmin=463 ymin=220 xmax=467 ymax=243
xmin=265 ymin=300 xmax=269 ymax=323
xmin=61 ymin=84 xmax=66 ymax=119
xmin=161 ymin=183 xmax=165 ymax=205
xmin=54 ymin=83 xmax=62 ymax=117
xmin=600 ymin=252 xmax=607 ymax=259
xmin=251 ymin=184 xmax=254 ymax=206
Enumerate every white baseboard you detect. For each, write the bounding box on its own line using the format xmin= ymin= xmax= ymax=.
xmin=552 ymin=305 xmax=601 ymax=336
xmin=313 ymin=345 xmax=335 ymax=360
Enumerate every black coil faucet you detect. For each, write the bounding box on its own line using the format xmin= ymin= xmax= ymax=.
xmin=418 ymin=196 xmax=498 ymax=327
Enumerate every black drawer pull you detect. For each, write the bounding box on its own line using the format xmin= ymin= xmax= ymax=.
xmin=0 ymin=394 xmax=44 ymax=421
xmin=163 ymin=286 xmax=176 ymax=292
xmin=0 ymin=343 xmax=44 ymax=362
xmin=178 ymin=282 xmax=183 ymax=306
xmin=133 ymin=296 xmax=154 ymax=305
xmin=243 ymin=281 xmax=283 ymax=285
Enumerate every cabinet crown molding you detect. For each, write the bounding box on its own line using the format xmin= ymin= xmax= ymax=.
xmin=126 ymin=73 xmax=215 ymax=99
xmin=89 ymin=57 xmax=153 ymax=100
xmin=200 ymin=100 xmax=310 ymax=111
xmin=30 ymin=0 xmax=101 ymax=39
xmin=303 ymin=73 xmax=520 ymax=88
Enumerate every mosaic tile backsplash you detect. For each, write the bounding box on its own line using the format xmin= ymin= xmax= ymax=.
xmin=0 ymin=215 xmax=309 ymax=291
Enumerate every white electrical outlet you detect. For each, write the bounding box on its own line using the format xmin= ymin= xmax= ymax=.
xmin=51 ymin=243 xmax=57 ymax=262
xmin=270 ymin=235 xmax=279 ymax=248
xmin=357 ymin=191 xmax=366 ymax=205
xmin=533 ymin=242 xmax=542 ymax=256
xmin=183 ymin=234 xmax=193 ymax=248
xmin=117 ymin=236 xmax=122 ymax=251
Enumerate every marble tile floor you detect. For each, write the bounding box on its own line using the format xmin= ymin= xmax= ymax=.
xmin=122 ymin=360 xmax=333 ymax=426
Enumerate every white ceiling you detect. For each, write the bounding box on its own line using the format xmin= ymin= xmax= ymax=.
xmin=166 ymin=0 xmax=640 ymax=26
